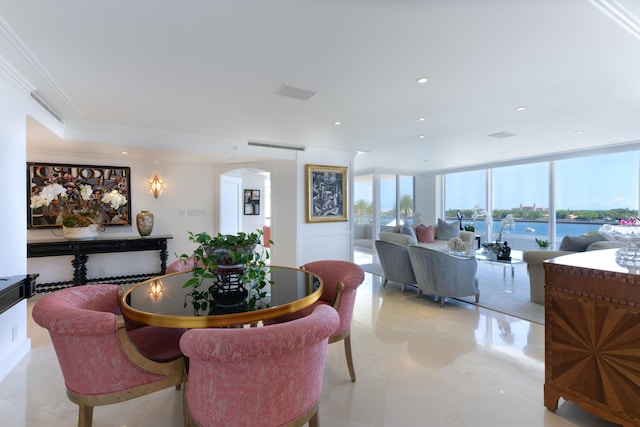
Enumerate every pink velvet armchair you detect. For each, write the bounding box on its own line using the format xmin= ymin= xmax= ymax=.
xmin=32 ymin=284 xmax=185 ymax=427
xmin=166 ymin=256 xmax=199 ymax=273
xmin=302 ymin=260 xmax=365 ymax=382
xmin=179 ymin=304 xmax=339 ymax=427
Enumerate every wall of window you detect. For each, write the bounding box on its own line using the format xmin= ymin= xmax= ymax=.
xmin=354 ymin=173 xmax=414 ymax=240
xmin=443 ymin=150 xmax=640 ymax=249
xmin=444 ymin=169 xmax=487 ymax=236
xmin=555 ymin=151 xmax=639 ymax=243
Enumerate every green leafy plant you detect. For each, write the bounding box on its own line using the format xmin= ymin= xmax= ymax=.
xmin=463 ymin=224 xmax=475 ymax=232
xmin=535 ymin=238 xmax=551 ymax=249
xmin=179 ymin=229 xmax=273 ymax=314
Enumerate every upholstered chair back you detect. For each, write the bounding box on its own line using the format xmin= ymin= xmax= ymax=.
xmin=166 ymin=256 xmax=199 ymax=273
xmin=32 ymin=284 xmax=184 ymax=427
xmin=375 ymin=240 xmax=417 ymax=291
xmin=302 ymin=260 xmax=365 ymax=338
xmin=180 ymin=305 xmax=339 ymax=427
xmin=408 ymin=246 xmax=479 ymax=306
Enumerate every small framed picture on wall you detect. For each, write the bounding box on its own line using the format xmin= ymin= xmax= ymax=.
xmin=244 ymin=189 xmax=260 ymax=215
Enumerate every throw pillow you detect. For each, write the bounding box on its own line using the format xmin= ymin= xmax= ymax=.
xmin=400 ymin=224 xmax=416 ymax=239
xmin=559 ymin=233 xmax=605 ymax=252
xmin=416 ymin=224 xmax=435 ymax=243
xmin=436 ymin=218 xmax=460 ymax=240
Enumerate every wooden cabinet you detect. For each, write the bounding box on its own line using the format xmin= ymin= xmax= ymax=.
xmin=544 ymin=249 xmax=640 ymax=426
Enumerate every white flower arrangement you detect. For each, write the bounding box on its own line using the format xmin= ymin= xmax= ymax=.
xmin=448 ymin=237 xmax=471 ymax=254
xmin=497 ymin=214 xmax=515 ymax=242
xmin=30 ymin=183 xmax=127 ymax=227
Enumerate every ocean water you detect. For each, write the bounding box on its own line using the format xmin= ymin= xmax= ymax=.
xmin=374 ymin=217 xmax=604 ymax=239
xmin=469 ymin=220 xmax=602 ymax=239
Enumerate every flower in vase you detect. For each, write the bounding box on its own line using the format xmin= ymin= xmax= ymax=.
xmin=497 ymin=214 xmax=515 ymax=242
xmin=30 ymin=183 xmax=127 ymax=228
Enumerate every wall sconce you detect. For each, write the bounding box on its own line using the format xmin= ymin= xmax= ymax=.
xmin=149 ymin=175 xmax=163 ymax=198
xmin=149 ymin=279 xmax=163 ymax=302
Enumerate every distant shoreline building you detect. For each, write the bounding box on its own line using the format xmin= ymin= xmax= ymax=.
xmin=514 ymin=203 xmax=547 ymax=212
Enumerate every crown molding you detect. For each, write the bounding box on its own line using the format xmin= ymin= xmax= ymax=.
xmin=0 ymin=15 xmax=82 ymax=119
xmin=589 ymin=0 xmax=640 ymax=40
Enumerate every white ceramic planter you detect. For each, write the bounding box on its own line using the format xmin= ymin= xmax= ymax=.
xmin=63 ymin=224 xmax=100 ymax=240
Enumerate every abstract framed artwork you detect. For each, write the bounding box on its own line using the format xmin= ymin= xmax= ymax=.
xmin=244 ymin=189 xmax=260 ymax=215
xmin=27 ymin=162 xmax=132 ymax=229
xmin=305 ymin=164 xmax=348 ymax=223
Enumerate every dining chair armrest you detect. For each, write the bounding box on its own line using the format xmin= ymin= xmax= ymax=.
xmin=331 ymin=282 xmax=346 ymax=310
xmin=116 ymin=316 xmax=185 ymax=380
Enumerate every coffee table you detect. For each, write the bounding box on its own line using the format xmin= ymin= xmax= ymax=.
xmin=474 ymin=249 xmax=524 ymax=292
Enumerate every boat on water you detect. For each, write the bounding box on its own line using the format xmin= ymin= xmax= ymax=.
xmin=524 ymin=226 xmax=535 ymax=232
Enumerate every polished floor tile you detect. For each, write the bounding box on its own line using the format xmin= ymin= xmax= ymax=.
xmin=0 ymin=270 xmax=620 ymax=426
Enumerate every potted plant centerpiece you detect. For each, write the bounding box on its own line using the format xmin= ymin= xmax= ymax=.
xmin=179 ymin=229 xmax=273 ymax=315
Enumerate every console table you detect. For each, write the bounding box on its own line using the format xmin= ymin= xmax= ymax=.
xmin=27 ymin=235 xmax=172 ymax=293
xmin=0 ymin=274 xmax=39 ymax=314
xmin=543 ymin=249 xmax=640 ymax=426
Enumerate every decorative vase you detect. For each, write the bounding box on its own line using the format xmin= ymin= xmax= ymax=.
xmin=136 ymin=210 xmax=154 ymax=237
xmin=599 ymin=224 xmax=640 ymax=270
xmin=63 ymin=224 xmax=100 ymax=240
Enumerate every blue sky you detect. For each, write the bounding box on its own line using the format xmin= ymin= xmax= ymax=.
xmin=356 ymin=151 xmax=640 ymax=212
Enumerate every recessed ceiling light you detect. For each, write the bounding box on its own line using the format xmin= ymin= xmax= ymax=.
xmin=515 ymin=106 xmax=527 ymax=111
xmin=333 ymin=121 xmax=341 ymax=125
xmin=121 ymin=151 xmax=128 ymax=155
xmin=416 ymin=77 xmax=429 ymax=84
xmin=418 ymin=135 xmax=425 ymax=139
xmin=575 ymin=130 xmax=586 ymax=135
xmin=417 ymin=117 xmax=426 ymax=121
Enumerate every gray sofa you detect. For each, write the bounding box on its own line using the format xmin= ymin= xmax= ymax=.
xmin=378 ymin=220 xmax=475 ymax=252
xmin=523 ymin=233 xmax=623 ymax=305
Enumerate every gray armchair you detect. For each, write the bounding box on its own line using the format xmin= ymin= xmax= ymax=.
xmin=375 ymin=240 xmax=417 ymax=292
xmin=407 ymin=246 xmax=479 ymax=306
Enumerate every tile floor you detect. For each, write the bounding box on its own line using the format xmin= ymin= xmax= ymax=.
xmin=0 ymin=269 xmax=620 ymax=426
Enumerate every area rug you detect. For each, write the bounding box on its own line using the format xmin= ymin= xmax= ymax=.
xmin=359 ymin=261 xmax=544 ymax=325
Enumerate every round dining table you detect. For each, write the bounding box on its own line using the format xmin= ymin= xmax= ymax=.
xmin=119 ymin=265 xmax=322 ymax=328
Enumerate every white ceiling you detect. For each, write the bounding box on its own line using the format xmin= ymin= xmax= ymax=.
xmin=2 ymin=0 xmax=640 ymax=174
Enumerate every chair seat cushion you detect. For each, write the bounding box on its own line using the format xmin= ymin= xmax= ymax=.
xmin=128 ymin=326 xmax=186 ymax=362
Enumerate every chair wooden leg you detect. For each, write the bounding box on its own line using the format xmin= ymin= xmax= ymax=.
xmin=78 ymin=404 xmax=93 ymax=427
xmin=308 ymin=410 xmax=319 ymax=427
xmin=344 ymin=334 xmax=356 ymax=382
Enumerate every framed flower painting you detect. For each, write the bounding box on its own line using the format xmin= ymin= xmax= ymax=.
xmin=27 ymin=163 xmax=132 ymax=229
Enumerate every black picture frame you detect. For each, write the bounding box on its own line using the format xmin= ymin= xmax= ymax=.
xmin=244 ymin=189 xmax=260 ymax=215
xmin=27 ymin=162 xmax=132 ymax=229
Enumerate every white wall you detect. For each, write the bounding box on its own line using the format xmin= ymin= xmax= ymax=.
xmin=414 ymin=174 xmax=439 ymax=225
xmin=26 ymin=152 xmax=216 ymax=283
xmin=0 ymin=72 xmax=50 ymax=380
xmin=297 ymin=149 xmax=355 ymax=265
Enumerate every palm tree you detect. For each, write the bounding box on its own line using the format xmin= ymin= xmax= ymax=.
xmin=354 ymin=199 xmax=373 ymax=224
xmin=399 ymin=194 xmax=413 ymax=222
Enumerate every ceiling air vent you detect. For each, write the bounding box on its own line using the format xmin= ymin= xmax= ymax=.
xmin=248 ymin=141 xmax=306 ymax=151
xmin=30 ymin=91 xmax=63 ymax=123
xmin=488 ymin=131 xmax=515 ymax=139
xmin=275 ymin=85 xmax=317 ymax=101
